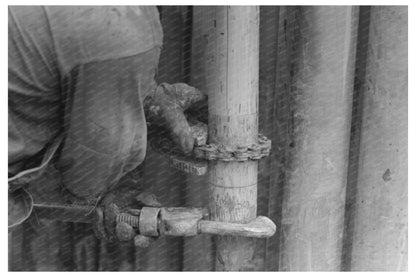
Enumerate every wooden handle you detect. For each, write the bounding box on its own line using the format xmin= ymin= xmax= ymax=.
xmin=198 ymin=216 xmax=276 ymax=238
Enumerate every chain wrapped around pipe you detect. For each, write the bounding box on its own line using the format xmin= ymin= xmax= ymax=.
xmin=149 ymin=120 xmax=272 ymax=162
xmin=193 ymin=134 xmax=271 ymax=162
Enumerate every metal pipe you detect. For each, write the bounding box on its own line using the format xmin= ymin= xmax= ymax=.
xmin=206 ymin=6 xmax=260 ymax=271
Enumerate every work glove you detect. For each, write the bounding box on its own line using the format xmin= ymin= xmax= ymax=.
xmin=144 ymin=83 xmax=207 ymax=154
xmin=92 ymin=173 xmax=162 ymax=248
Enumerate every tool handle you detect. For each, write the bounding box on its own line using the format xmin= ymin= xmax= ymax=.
xmin=198 ymin=216 xmax=276 ymax=238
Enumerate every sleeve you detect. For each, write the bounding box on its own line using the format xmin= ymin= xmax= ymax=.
xmin=57 ymin=48 xmax=161 ymax=202
xmin=8 ymin=6 xmax=62 ymax=175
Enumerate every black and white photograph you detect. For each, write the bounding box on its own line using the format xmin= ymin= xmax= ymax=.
xmin=7 ymin=3 xmax=409 ymax=272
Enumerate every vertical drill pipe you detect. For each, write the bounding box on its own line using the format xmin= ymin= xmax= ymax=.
xmin=349 ymin=6 xmax=408 ymax=271
xmin=278 ymin=7 xmax=359 ymax=271
xmin=206 ymin=6 xmax=260 ymax=271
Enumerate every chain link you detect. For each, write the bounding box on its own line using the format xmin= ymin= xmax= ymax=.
xmin=193 ymin=134 xmax=271 ymax=162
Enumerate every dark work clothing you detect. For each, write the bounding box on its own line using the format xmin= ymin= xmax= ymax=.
xmin=9 ymin=6 xmax=163 ymax=208
xmin=57 ymin=50 xmax=160 ymax=199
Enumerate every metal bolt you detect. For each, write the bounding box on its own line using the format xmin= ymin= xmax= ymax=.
xmin=116 ymin=212 xmax=139 ymax=228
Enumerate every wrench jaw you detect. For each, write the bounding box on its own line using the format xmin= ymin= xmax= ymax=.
xmin=158 ymin=207 xmax=208 ymax=237
xmin=149 ymin=119 xmax=209 ymax=176
xmin=168 ymin=155 xmax=207 ymax=176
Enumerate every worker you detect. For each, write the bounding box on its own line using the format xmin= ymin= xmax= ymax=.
xmin=8 ymin=6 xmax=205 ymax=245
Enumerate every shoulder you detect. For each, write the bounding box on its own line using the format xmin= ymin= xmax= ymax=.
xmin=9 ymin=6 xmax=54 ymax=50
xmin=9 ymin=6 xmax=48 ymax=30
xmin=44 ymin=6 xmax=163 ymax=74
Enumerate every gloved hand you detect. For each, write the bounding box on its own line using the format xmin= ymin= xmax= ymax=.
xmin=144 ymin=83 xmax=207 ymax=154
xmin=93 ymin=82 xmax=206 ymax=246
xmin=89 ymin=166 xmax=161 ymax=247
xmin=93 ymin=189 xmax=162 ymax=248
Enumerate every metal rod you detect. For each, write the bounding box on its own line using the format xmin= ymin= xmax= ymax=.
xmin=278 ymin=6 xmax=359 ymax=271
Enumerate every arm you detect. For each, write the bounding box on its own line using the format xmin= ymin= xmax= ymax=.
xmin=58 ymin=49 xmax=160 ymax=202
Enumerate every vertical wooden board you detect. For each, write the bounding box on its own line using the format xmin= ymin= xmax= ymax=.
xmin=8 ymin=225 xmax=24 ymax=271
xmin=350 ymin=6 xmax=408 ymax=271
xmin=279 ymin=6 xmax=359 ymax=271
xmin=262 ymin=6 xmax=294 ymax=271
xmin=257 ymin=7 xmax=280 ymax=270
xmin=258 ymin=5 xmax=279 ymax=195
xmin=72 ymin=224 xmax=100 ymax=271
xmin=97 ymin=240 xmax=136 ymax=271
xmin=16 ymin=220 xmax=76 ymax=270
xmin=183 ymin=6 xmax=215 ymax=271
xmin=340 ymin=6 xmax=371 ymax=271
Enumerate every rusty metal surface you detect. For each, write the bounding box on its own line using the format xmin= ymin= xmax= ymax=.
xmin=194 ymin=133 xmax=271 ymax=162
